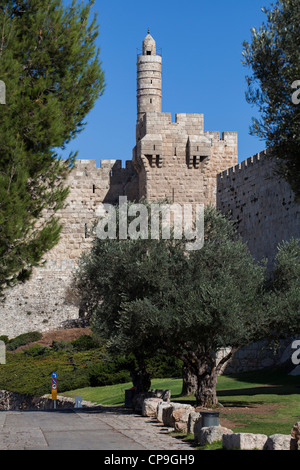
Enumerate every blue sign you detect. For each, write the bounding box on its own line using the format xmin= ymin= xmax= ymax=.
xmin=52 ymin=378 xmax=57 ymax=384
xmin=52 ymin=372 xmax=57 ymax=379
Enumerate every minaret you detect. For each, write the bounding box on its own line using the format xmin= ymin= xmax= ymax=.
xmin=137 ymin=30 xmax=162 ymax=121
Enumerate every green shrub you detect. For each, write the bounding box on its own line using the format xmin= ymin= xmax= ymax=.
xmin=56 ymin=368 xmax=91 ymax=392
xmin=0 ymin=335 xmax=9 ymax=344
xmin=71 ymin=335 xmax=99 ymax=352
xmin=51 ymin=340 xmax=74 ymax=352
xmin=6 ymin=331 xmax=43 ymax=351
xmin=23 ymin=344 xmax=50 ymax=357
xmin=0 ymin=337 xmax=182 ymax=396
xmin=88 ymin=362 xmax=131 ymax=387
xmin=0 ymin=349 xmax=99 ymax=395
xmin=87 ymin=353 xmax=181 ymax=387
xmin=146 ymin=354 xmax=182 ymax=379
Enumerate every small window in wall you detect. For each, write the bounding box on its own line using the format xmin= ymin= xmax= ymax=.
xmin=193 ymin=156 xmax=201 ymax=169
xmin=84 ymin=168 xmax=87 ymax=177
xmin=150 ymin=98 xmax=152 ymax=104
xmin=93 ymin=184 xmax=95 ymax=193
xmin=145 ymin=154 xmax=153 ymax=167
xmin=84 ymin=223 xmax=88 ymax=238
xmin=147 ymin=51 xmax=151 ymax=55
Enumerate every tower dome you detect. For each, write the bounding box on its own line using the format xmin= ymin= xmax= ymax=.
xmin=137 ymin=31 xmax=162 ymax=120
xmin=143 ymin=31 xmax=156 ymax=56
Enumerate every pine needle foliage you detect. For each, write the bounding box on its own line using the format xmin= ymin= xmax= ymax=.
xmin=0 ymin=0 xmax=105 ymax=291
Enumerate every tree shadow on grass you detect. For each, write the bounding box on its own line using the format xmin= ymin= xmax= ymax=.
xmin=171 ymin=367 xmax=300 ymax=409
xmin=223 ymin=366 xmax=300 ymax=389
xmin=217 ymin=384 xmax=294 ymax=398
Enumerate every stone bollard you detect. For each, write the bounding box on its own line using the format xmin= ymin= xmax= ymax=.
xmin=195 ymin=426 xmax=233 ymax=447
xmin=222 ymin=432 xmax=268 ymax=450
xmin=187 ymin=411 xmax=201 ymax=435
xmin=157 ymin=402 xmax=171 ymax=423
xmin=264 ymin=434 xmax=294 ymax=450
xmin=151 ymin=389 xmax=171 ymax=402
xmin=133 ymin=389 xmax=171 ymax=413
xmin=291 ymin=422 xmax=300 ymax=450
xmin=142 ymin=398 xmax=162 ymax=418
xmin=172 ymin=405 xmax=195 ymax=433
xmin=162 ymin=402 xmax=194 ymax=433
xmin=193 ymin=416 xmax=202 ymax=441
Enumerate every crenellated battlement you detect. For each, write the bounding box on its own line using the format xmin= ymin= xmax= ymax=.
xmin=134 ymin=106 xmax=238 ymax=204
xmin=72 ymin=159 xmax=136 ymax=177
xmin=217 ymin=149 xmax=273 ymax=182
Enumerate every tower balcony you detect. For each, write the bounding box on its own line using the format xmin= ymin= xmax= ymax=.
xmin=136 ymin=48 xmax=162 ymax=57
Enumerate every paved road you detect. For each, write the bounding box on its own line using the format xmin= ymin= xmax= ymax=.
xmin=0 ymin=407 xmax=195 ymax=451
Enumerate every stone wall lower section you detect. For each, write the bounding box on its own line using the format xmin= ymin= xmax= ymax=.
xmin=0 ymin=260 xmax=79 ymax=338
xmin=0 ymin=159 xmax=139 ymax=338
xmin=0 ymin=390 xmax=95 ymax=410
xmin=217 ymin=336 xmax=299 ymax=375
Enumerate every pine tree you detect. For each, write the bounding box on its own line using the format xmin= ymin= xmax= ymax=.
xmin=0 ymin=0 xmax=105 ymax=292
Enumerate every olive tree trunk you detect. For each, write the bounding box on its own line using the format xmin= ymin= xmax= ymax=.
xmin=183 ymin=348 xmax=235 ymax=407
xmin=194 ymin=369 xmax=218 ymax=407
xmin=181 ymin=364 xmax=197 ymax=396
xmin=130 ymin=359 xmax=151 ymax=393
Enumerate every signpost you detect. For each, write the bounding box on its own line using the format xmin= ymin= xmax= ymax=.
xmin=51 ymin=372 xmax=57 ymax=409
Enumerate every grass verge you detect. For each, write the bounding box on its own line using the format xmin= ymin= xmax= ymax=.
xmin=62 ymin=368 xmax=300 ymax=437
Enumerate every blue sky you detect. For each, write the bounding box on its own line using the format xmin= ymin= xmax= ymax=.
xmin=61 ymin=0 xmax=272 ymax=166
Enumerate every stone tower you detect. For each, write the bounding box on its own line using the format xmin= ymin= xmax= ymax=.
xmin=137 ymin=31 xmax=162 ymax=120
xmin=133 ymin=32 xmax=238 ymax=206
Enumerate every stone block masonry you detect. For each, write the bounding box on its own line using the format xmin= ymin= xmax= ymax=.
xmin=216 ymin=152 xmax=300 ymax=374
xmin=0 ymin=159 xmax=138 ymax=338
xmin=133 ymin=111 xmax=238 ymax=206
xmin=217 ymin=149 xmax=300 ymax=266
xmin=133 ymin=32 xmax=238 ymax=208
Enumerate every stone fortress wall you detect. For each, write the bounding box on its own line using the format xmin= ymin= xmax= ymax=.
xmin=217 ymin=150 xmax=300 ymax=374
xmin=2 ymin=146 xmax=299 ymax=339
xmin=0 ymin=159 xmax=138 ymax=338
xmin=0 ymin=32 xmax=299 ymax=342
xmin=217 ymin=149 xmax=300 ymax=266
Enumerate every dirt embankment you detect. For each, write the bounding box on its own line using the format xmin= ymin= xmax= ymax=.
xmin=13 ymin=328 xmax=92 ymax=352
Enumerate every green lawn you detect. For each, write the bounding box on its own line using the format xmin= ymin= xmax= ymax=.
xmin=62 ymin=369 xmax=300 ymax=436
xmin=62 ymin=378 xmax=183 ymax=406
